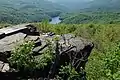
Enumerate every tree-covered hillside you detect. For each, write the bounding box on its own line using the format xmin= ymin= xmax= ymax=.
xmin=49 ymin=0 xmax=120 ymax=11
xmin=60 ymin=11 xmax=120 ymax=24
xmin=1 ymin=0 xmax=120 ymax=24
xmin=89 ymin=0 xmax=120 ymax=10
xmin=58 ymin=0 xmax=120 ymax=24
xmin=0 ymin=0 xmax=67 ymax=24
xmin=48 ymin=0 xmax=91 ymax=11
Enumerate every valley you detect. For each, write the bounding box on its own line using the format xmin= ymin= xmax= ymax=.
xmin=0 ymin=0 xmax=67 ymax=24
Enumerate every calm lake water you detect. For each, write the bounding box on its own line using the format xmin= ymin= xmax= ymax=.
xmin=50 ymin=16 xmax=61 ymax=24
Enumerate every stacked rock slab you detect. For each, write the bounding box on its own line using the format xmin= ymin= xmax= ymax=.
xmin=0 ymin=24 xmax=40 ymax=72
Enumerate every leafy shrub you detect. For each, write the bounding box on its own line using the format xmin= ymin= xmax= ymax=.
xmin=57 ymin=64 xmax=86 ymax=80
xmin=9 ymin=41 xmax=37 ymax=71
xmin=35 ymin=40 xmax=54 ymax=69
xmin=102 ymin=42 xmax=120 ymax=80
xmin=9 ymin=40 xmax=54 ymax=71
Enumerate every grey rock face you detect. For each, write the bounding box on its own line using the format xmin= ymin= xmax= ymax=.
xmin=0 ymin=24 xmax=40 ymax=72
xmin=0 ymin=61 xmax=10 ymax=72
xmin=2 ymin=63 xmax=10 ymax=72
xmin=0 ymin=33 xmax=26 ymax=52
xmin=0 ymin=61 xmax=4 ymax=71
xmin=0 ymin=24 xmax=94 ymax=80
xmin=0 ymin=24 xmax=39 ymax=53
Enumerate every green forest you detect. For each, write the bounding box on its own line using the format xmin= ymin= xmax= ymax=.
xmin=60 ymin=12 xmax=120 ymax=24
xmin=33 ymin=22 xmax=120 ymax=80
xmin=0 ymin=0 xmax=67 ymax=24
xmin=0 ymin=0 xmax=120 ymax=80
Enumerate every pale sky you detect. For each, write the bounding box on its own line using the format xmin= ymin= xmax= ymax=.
xmin=47 ymin=0 xmax=94 ymax=2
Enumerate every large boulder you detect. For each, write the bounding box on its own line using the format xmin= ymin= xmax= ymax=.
xmin=0 ymin=33 xmax=26 ymax=52
xmin=59 ymin=34 xmax=94 ymax=71
xmin=0 ymin=24 xmax=40 ymax=53
xmin=47 ymin=34 xmax=94 ymax=78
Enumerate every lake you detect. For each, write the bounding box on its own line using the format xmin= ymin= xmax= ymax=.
xmin=50 ymin=16 xmax=61 ymax=24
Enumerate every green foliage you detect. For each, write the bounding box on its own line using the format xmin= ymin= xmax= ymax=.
xmin=36 ymin=40 xmax=54 ymax=69
xmin=82 ymin=25 xmax=120 ymax=80
xmin=9 ymin=40 xmax=54 ymax=71
xmin=0 ymin=23 xmax=12 ymax=29
xmin=61 ymin=12 xmax=120 ymax=24
xmin=35 ymin=48 xmax=54 ymax=69
xmin=35 ymin=23 xmax=120 ymax=79
xmin=9 ymin=41 xmax=36 ymax=71
xmin=36 ymin=19 xmax=51 ymax=33
xmin=102 ymin=42 xmax=120 ymax=80
xmin=53 ymin=36 xmax=60 ymax=42
xmin=86 ymin=43 xmax=120 ymax=80
xmin=0 ymin=0 xmax=66 ymax=24
xmin=52 ymin=0 xmax=120 ymax=12
xmin=57 ymin=64 xmax=85 ymax=80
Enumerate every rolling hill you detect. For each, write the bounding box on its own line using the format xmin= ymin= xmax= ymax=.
xmin=0 ymin=0 xmax=67 ymax=24
xmin=57 ymin=0 xmax=120 ymax=24
xmin=50 ymin=0 xmax=120 ymax=12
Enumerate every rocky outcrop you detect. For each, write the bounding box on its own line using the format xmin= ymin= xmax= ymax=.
xmin=0 ymin=24 xmax=40 ymax=72
xmin=0 ymin=24 xmax=94 ymax=79
xmin=47 ymin=34 xmax=94 ymax=79
xmin=0 ymin=24 xmax=39 ymax=53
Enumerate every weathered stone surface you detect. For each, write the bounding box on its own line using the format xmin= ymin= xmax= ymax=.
xmin=2 ymin=63 xmax=10 ymax=72
xmin=48 ymin=34 xmax=94 ymax=78
xmin=26 ymin=36 xmax=40 ymax=41
xmin=0 ymin=24 xmax=28 ymax=35
xmin=0 ymin=61 xmax=4 ymax=71
xmin=0 ymin=24 xmax=39 ymax=53
xmin=0 ymin=61 xmax=10 ymax=72
xmin=0 ymin=24 xmax=41 ymax=73
xmin=0 ymin=33 xmax=26 ymax=52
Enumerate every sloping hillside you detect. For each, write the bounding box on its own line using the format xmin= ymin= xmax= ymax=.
xmin=49 ymin=0 xmax=91 ymax=11
xmin=0 ymin=0 xmax=67 ymax=24
xmin=51 ymin=0 xmax=120 ymax=11
xmin=58 ymin=0 xmax=120 ymax=24
xmin=60 ymin=11 xmax=120 ymax=24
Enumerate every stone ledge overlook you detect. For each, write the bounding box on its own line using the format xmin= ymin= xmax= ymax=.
xmin=0 ymin=24 xmax=94 ymax=79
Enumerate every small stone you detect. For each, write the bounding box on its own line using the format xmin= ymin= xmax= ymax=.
xmin=0 ymin=61 xmax=4 ymax=71
xmin=0 ymin=61 xmax=3 ymax=64
xmin=2 ymin=63 xmax=10 ymax=72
